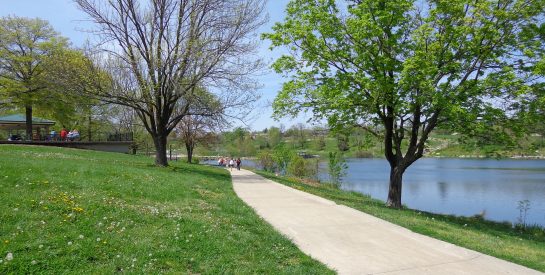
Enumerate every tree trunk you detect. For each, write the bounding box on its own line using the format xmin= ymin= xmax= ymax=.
xmin=185 ymin=142 xmax=194 ymax=163
xmin=25 ymin=105 xmax=33 ymax=140
xmin=386 ymin=165 xmax=404 ymax=208
xmin=88 ymin=115 xmax=92 ymax=141
xmin=153 ymin=135 xmax=168 ymax=166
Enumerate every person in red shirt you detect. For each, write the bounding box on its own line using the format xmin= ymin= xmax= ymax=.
xmin=60 ymin=128 xmax=68 ymax=141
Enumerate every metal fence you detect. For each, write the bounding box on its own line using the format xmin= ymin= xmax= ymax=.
xmin=106 ymin=132 xmax=133 ymax=142
xmin=8 ymin=131 xmax=135 ymax=142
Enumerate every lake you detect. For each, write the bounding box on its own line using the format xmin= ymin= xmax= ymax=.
xmin=338 ymin=158 xmax=545 ymax=227
xmin=206 ymin=157 xmax=545 ymax=227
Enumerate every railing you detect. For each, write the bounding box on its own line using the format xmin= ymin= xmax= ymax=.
xmin=106 ymin=132 xmax=133 ymax=142
xmin=7 ymin=131 xmax=134 ymax=142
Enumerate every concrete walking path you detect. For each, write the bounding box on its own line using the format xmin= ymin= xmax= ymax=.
xmin=230 ymin=169 xmax=542 ymax=275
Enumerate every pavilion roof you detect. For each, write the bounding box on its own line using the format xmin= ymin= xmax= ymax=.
xmin=0 ymin=114 xmax=55 ymax=130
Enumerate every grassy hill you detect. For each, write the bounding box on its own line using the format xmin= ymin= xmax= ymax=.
xmin=0 ymin=145 xmax=331 ymax=274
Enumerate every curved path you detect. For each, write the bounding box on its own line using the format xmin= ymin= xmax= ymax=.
xmin=230 ymin=169 xmax=542 ymax=275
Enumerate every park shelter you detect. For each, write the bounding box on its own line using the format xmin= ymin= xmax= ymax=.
xmin=0 ymin=114 xmax=55 ymax=140
xmin=0 ymin=114 xmax=135 ymax=153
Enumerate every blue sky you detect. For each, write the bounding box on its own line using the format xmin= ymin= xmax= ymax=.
xmin=0 ymin=0 xmax=313 ymax=131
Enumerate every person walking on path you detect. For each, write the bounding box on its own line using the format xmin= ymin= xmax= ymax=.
xmin=236 ymin=158 xmax=241 ymax=170
xmin=229 ymin=158 xmax=235 ymax=171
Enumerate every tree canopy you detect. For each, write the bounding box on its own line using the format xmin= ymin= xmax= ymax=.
xmin=0 ymin=16 xmax=69 ymax=138
xmin=75 ymin=0 xmax=266 ymax=166
xmin=264 ymin=0 xmax=545 ymax=207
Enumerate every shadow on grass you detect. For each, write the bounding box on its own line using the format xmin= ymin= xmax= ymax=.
xmin=168 ymin=164 xmax=231 ymax=183
xmin=137 ymin=160 xmax=231 ymax=184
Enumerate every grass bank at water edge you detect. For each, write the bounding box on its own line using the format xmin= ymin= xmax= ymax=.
xmin=255 ymin=170 xmax=545 ymax=272
xmin=0 ymin=145 xmax=332 ymax=274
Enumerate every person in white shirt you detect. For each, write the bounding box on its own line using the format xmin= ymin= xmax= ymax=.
xmin=229 ymin=159 xmax=235 ymax=171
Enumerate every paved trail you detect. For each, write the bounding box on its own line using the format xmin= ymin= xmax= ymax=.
xmin=230 ymin=169 xmax=542 ymax=275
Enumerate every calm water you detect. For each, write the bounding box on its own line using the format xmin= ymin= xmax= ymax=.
xmin=338 ymin=158 xmax=545 ymax=227
xmin=206 ymin=158 xmax=545 ymax=226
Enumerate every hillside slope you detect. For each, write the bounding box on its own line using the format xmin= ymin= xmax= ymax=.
xmin=0 ymin=145 xmax=331 ymax=274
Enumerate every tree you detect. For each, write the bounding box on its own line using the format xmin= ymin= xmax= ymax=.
xmin=265 ymin=0 xmax=545 ymax=208
xmin=312 ymin=125 xmax=328 ymax=151
xmin=40 ymin=48 xmax=109 ymax=139
xmin=272 ymin=144 xmax=295 ymax=173
xmin=75 ymin=0 xmax=266 ymax=166
xmin=267 ymin=126 xmax=282 ymax=148
xmin=518 ymin=22 xmax=545 ymax=142
xmin=177 ymin=115 xmax=218 ymax=163
xmin=294 ymin=123 xmax=307 ymax=149
xmin=336 ymin=133 xmax=350 ymax=152
xmin=175 ymin=88 xmax=225 ymax=163
xmin=0 ymin=16 xmax=68 ymax=139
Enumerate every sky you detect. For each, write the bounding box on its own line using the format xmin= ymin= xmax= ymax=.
xmin=0 ymin=0 xmax=314 ymax=131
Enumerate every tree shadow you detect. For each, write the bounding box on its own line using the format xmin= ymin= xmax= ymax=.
xmin=169 ymin=164 xmax=231 ymax=183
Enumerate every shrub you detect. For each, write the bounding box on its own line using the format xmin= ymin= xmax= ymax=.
xmin=315 ymin=137 xmax=326 ymax=151
xmin=336 ymin=134 xmax=350 ymax=152
xmin=355 ymin=150 xmax=373 ymax=158
xmin=305 ymin=158 xmax=320 ymax=181
xmin=287 ymin=155 xmax=307 ymax=178
xmin=272 ymin=144 xmax=295 ymax=173
xmin=257 ymin=150 xmax=276 ymax=172
xmin=328 ymin=152 xmax=347 ymax=187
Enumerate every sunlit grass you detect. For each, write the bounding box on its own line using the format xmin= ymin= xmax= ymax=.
xmin=0 ymin=145 xmax=332 ymax=274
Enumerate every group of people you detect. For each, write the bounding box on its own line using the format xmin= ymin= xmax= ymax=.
xmin=218 ymin=157 xmax=242 ymax=171
xmin=7 ymin=127 xmax=80 ymax=142
xmin=49 ymin=128 xmax=80 ymax=141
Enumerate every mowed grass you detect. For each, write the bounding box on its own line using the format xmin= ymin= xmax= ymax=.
xmin=255 ymin=170 xmax=545 ymax=272
xmin=0 ymin=145 xmax=332 ymax=274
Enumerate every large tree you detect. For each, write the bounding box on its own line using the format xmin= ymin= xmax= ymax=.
xmin=75 ymin=0 xmax=265 ymax=166
xmin=265 ymin=0 xmax=545 ymax=207
xmin=0 ymin=16 xmax=68 ymax=139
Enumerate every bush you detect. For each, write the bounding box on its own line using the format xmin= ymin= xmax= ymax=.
xmin=257 ymin=150 xmax=276 ymax=172
xmin=192 ymin=157 xmax=200 ymax=164
xmin=328 ymin=152 xmax=347 ymax=187
xmin=355 ymin=150 xmax=373 ymax=158
xmin=305 ymin=158 xmax=320 ymax=181
xmin=272 ymin=144 xmax=295 ymax=172
xmin=287 ymin=155 xmax=307 ymax=178
xmin=315 ymin=137 xmax=326 ymax=151
xmin=337 ymin=134 xmax=350 ymax=152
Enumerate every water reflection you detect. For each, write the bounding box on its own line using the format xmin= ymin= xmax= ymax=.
xmin=437 ymin=181 xmax=448 ymax=202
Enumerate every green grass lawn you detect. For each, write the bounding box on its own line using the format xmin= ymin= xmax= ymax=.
xmin=0 ymin=145 xmax=332 ymax=274
xmin=255 ymin=170 xmax=545 ymax=272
